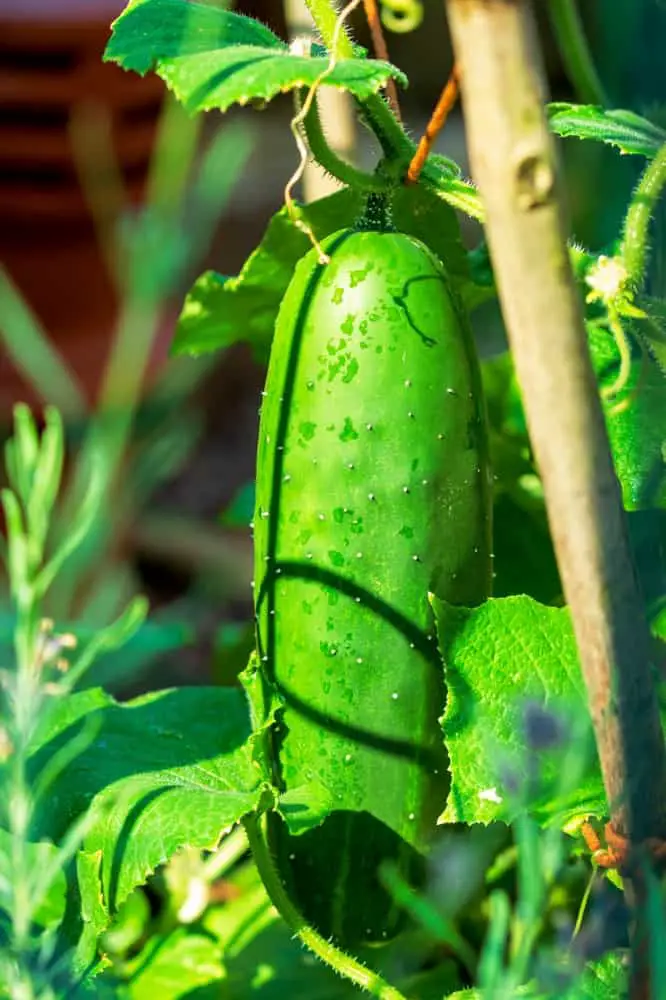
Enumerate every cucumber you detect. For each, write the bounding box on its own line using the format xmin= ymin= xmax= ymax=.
xmin=253 ymin=224 xmax=491 ymax=947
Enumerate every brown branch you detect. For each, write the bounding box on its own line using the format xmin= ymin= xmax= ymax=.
xmin=443 ymin=0 xmax=666 ymax=994
xmin=363 ymin=0 xmax=402 ymax=121
xmin=406 ymin=63 xmax=459 ymax=184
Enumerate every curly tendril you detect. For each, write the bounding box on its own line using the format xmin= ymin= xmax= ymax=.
xmin=379 ymin=0 xmax=423 ymax=33
xmin=284 ymin=0 xmax=364 ymax=262
xmin=601 ymin=306 xmax=635 ymax=414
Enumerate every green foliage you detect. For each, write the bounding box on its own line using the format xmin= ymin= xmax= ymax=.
xmin=28 ymin=687 xmax=261 ymax=927
xmin=0 ymin=408 xmax=145 ymax=995
xmin=434 ymin=595 xmax=605 ymax=827
xmin=0 ymin=614 xmax=193 ymax=691
xmin=172 ymin=189 xmax=363 ymax=362
xmin=107 ymin=0 xmax=283 ymax=72
xmin=105 ymin=0 xmax=406 ymax=115
xmin=108 ymin=855 xmax=461 ymax=998
xmin=0 ymin=832 xmax=66 ymax=932
xmin=548 ymin=102 xmax=666 ymax=157
xmin=447 ymin=951 xmax=628 ymax=999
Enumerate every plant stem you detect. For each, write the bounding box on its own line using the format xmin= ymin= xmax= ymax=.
xmin=302 ymin=96 xmax=388 ymax=191
xmin=443 ymin=0 xmax=666 ymax=992
xmin=304 ymin=0 xmax=357 ymax=58
xmin=243 ymin=813 xmax=409 ymax=1000
xmin=622 ymin=140 xmax=666 ymax=291
xmin=547 ymin=0 xmax=608 ymax=107
xmin=303 ymin=0 xmax=411 ymax=163
xmin=358 ymin=94 xmax=413 ymax=162
xmin=6 ymin=592 xmax=44 ymax=962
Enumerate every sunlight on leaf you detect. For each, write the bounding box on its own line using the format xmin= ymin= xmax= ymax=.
xmin=105 ymin=0 xmax=406 ymax=114
xmin=548 ymin=103 xmax=666 ymax=158
xmin=434 ymin=595 xmax=605 ymax=828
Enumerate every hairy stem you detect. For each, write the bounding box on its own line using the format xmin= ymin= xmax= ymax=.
xmin=622 ymin=140 xmax=666 ymax=291
xmin=243 ymin=813 xmax=409 ymax=1000
xmin=304 ymin=0 xmax=357 ymax=57
xmin=285 ymin=0 xmax=359 ymax=200
xmin=302 ymin=94 xmax=389 ymax=191
xmin=303 ymin=0 xmax=411 ymax=163
xmin=547 ymin=0 xmax=608 ymax=106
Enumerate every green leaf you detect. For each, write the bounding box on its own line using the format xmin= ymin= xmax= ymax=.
xmin=391 ymin=178 xmax=495 ymax=311
xmin=420 ymin=155 xmax=485 ymax=222
xmin=172 ymin=184 xmax=470 ymax=362
xmin=122 ymin=926 xmax=226 ymax=998
xmin=105 ymin=0 xmax=406 ymax=115
xmin=115 ymin=858 xmax=337 ymax=998
xmin=434 ymin=596 xmax=604 ymax=827
xmin=101 ymin=887 xmax=152 ymax=959
xmin=481 ymin=351 xmax=530 ymax=443
xmin=73 ymin=849 xmax=112 ymax=976
xmin=28 ymin=686 xmax=262 ymax=923
xmin=173 ymin=273 xmax=248 ymax=359
xmin=106 ymin=1 xmax=283 ymax=73
xmin=653 ymin=600 xmax=666 ymax=642
xmin=171 ymin=188 xmax=363 ymax=361
xmin=240 ymin=652 xmax=281 ymax=784
xmin=158 ymin=47 xmax=407 ymax=115
xmin=278 ymin=782 xmax=335 ymax=837
xmin=569 ymin=952 xmax=629 ymax=999
xmin=547 ymin=103 xmax=666 ymax=157
xmin=446 ymin=952 xmax=629 ymax=1000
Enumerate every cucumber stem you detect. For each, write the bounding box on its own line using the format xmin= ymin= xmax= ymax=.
xmin=356 ymin=191 xmax=396 ymax=231
xmin=301 ymin=95 xmax=389 ymax=191
xmin=622 ymin=140 xmax=666 ymax=292
xmin=243 ymin=812 xmax=410 ymax=1000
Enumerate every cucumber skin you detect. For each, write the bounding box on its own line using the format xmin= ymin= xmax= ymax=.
xmin=253 ymin=228 xmax=491 ymax=946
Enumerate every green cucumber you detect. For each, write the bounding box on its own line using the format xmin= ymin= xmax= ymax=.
xmin=253 ymin=222 xmax=491 ymax=947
